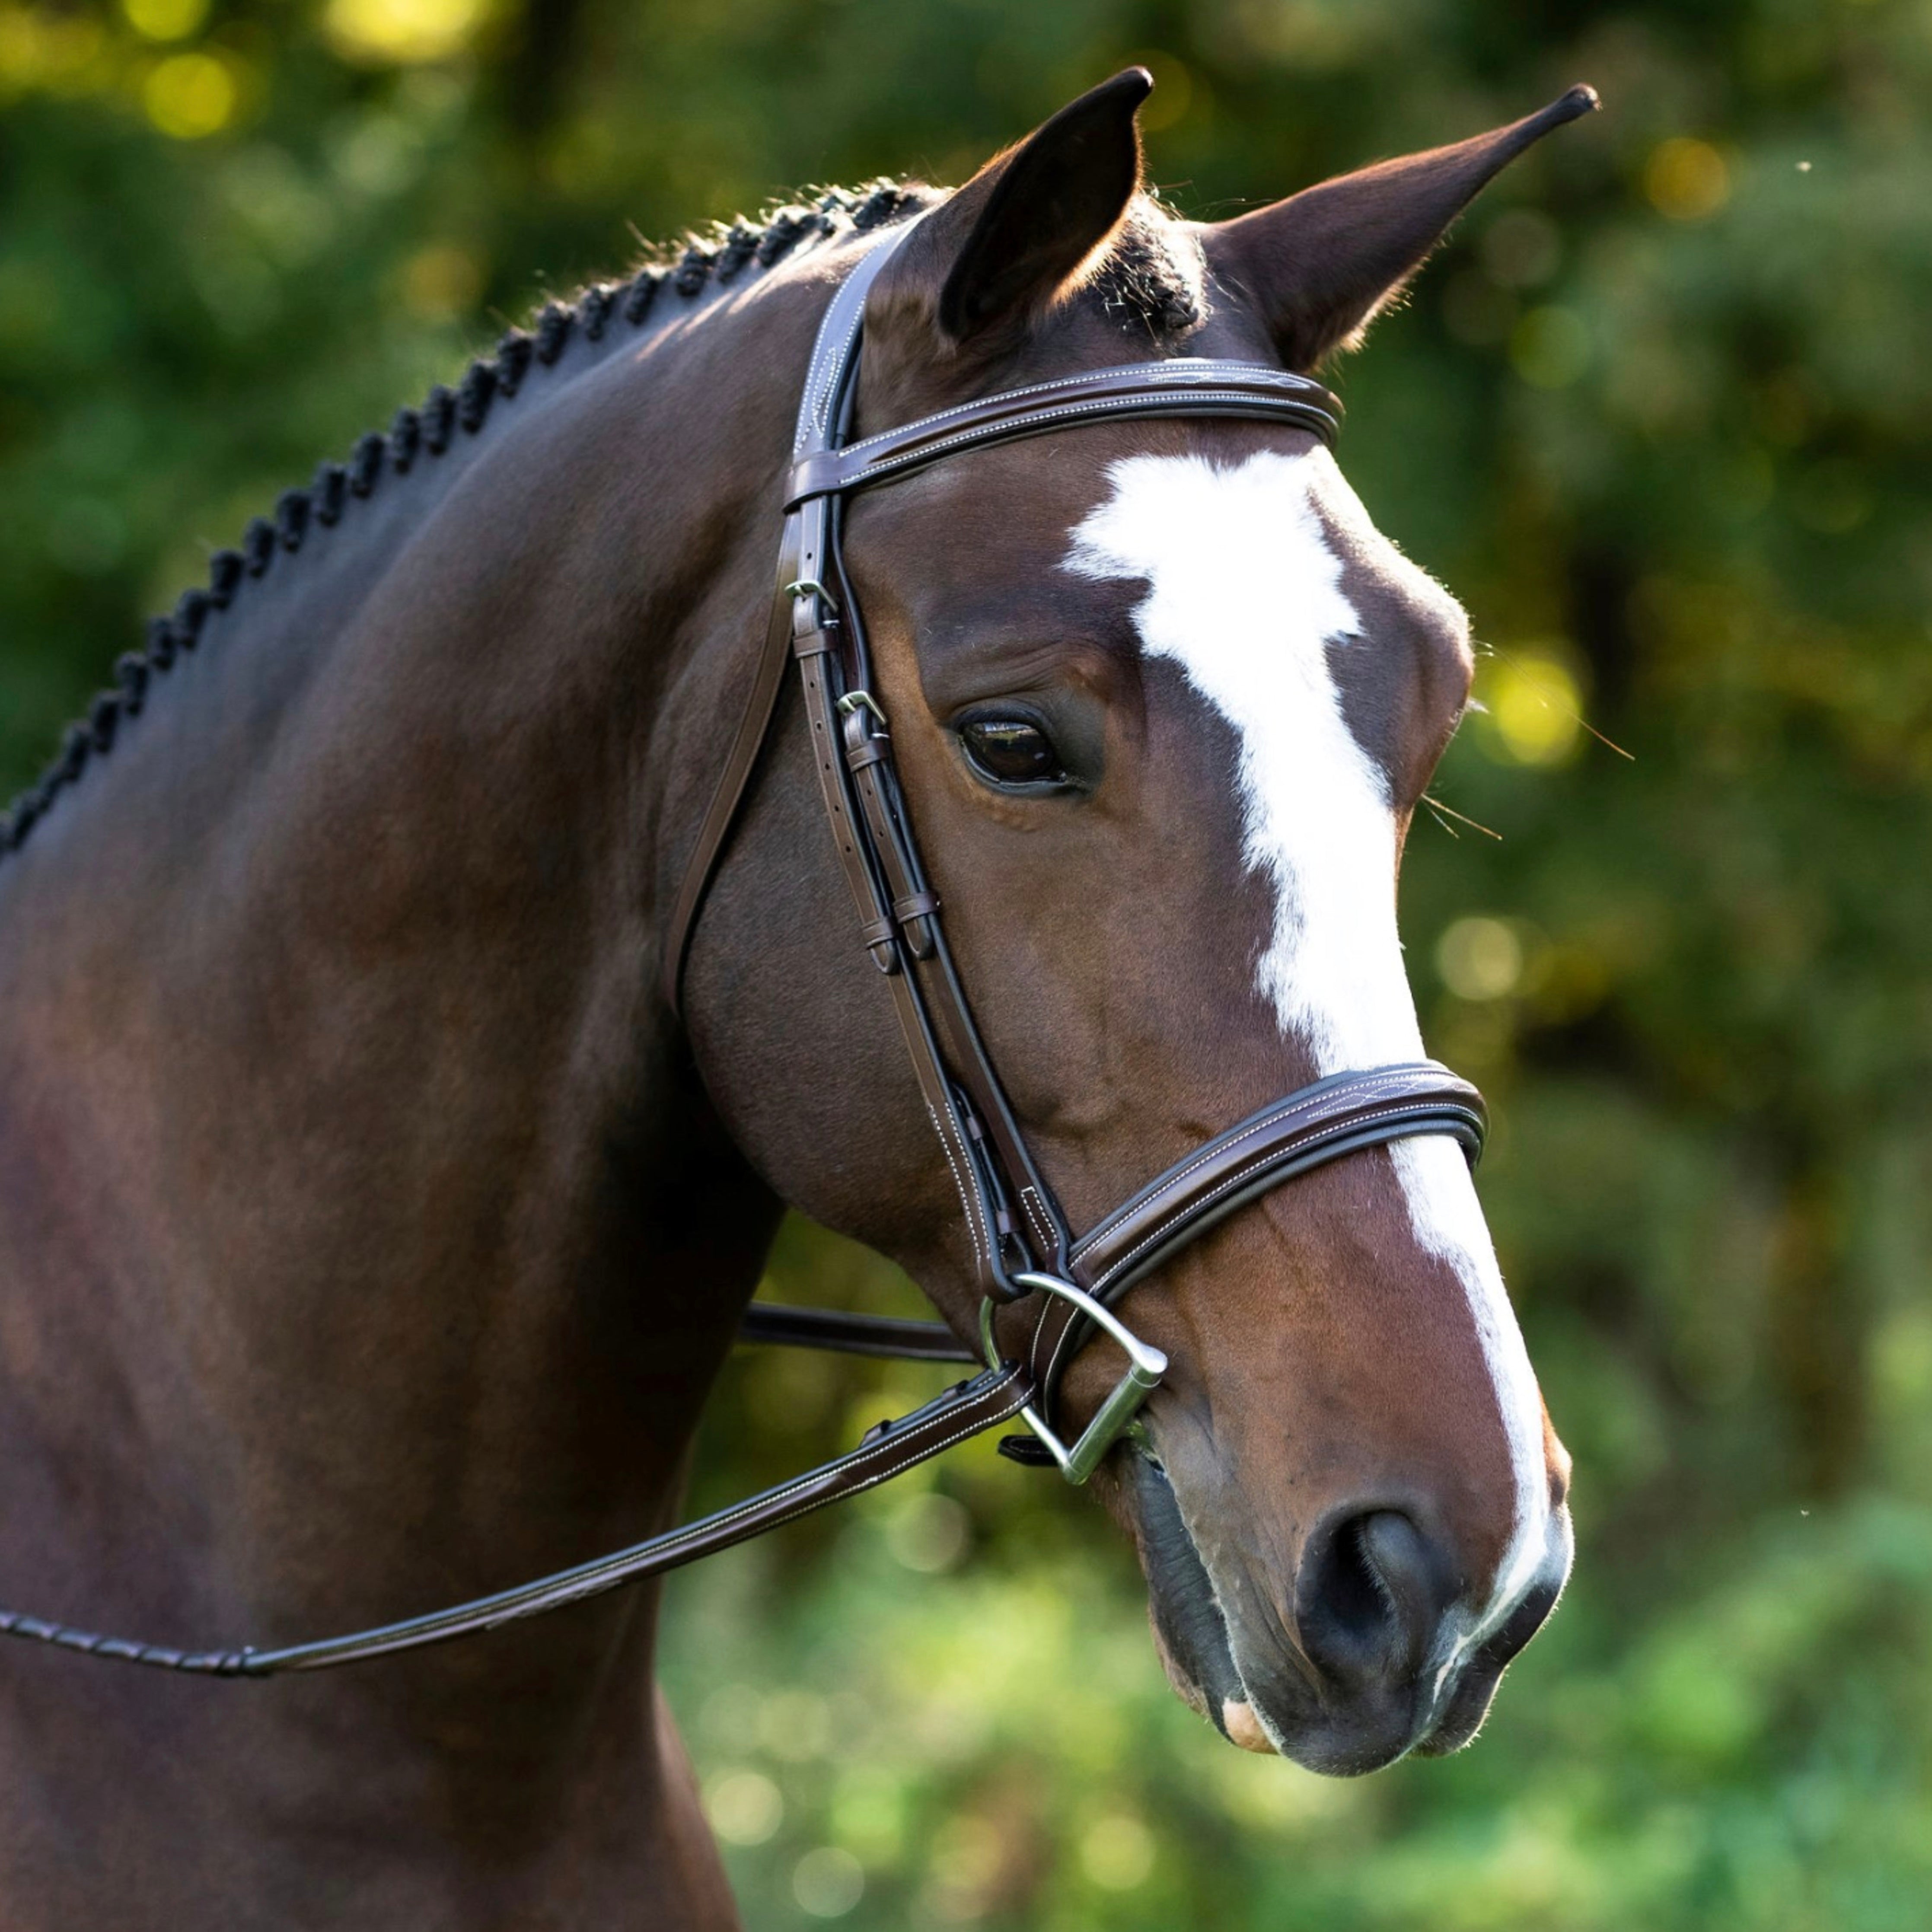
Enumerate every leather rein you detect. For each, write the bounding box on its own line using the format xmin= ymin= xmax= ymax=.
xmin=0 ymin=221 xmax=1485 ymax=1678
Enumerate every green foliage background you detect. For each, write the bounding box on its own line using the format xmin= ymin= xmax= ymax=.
xmin=3 ymin=1 xmax=1929 ymax=1925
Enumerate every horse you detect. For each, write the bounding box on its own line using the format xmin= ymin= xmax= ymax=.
xmin=0 ymin=69 xmax=1589 ymax=1929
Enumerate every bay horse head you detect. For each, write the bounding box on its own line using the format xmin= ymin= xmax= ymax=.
xmin=0 ymin=66 xmax=1596 ymax=1921
xmin=689 ymin=72 xmax=1589 ymax=1773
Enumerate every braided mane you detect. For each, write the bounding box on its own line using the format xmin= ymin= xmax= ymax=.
xmin=0 ymin=181 xmax=1201 ymax=861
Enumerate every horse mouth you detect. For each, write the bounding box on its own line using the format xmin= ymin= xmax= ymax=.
xmin=1129 ymin=1454 xmax=1565 ymax=1773
xmin=1128 ymin=1453 xmax=1257 ymax=1744
xmin=1406 ymin=1568 xmax=1567 ymax=1757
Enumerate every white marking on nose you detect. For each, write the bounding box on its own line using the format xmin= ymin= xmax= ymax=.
xmin=1393 ymin=1135 xmax=1549 ymax=1635
xmin=1064 ymin=449 xmax=1547 ymax=1628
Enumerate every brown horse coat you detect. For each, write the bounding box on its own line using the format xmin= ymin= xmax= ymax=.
xmin=0 ymin=73 xmax=1587 ymax=1927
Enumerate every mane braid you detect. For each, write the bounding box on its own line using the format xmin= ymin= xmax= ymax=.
xmin=0 ymin=174 xmax=1215 ymax=863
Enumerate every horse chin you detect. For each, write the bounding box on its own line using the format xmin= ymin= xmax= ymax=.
xmin=1127 ymin=1455 xmax=1565 ymax=1777
xmin=1409 ymin=1559 xmax=1571 ymax=1757
xmin=1128 ymin=1456 xmax=1254 ymax=1743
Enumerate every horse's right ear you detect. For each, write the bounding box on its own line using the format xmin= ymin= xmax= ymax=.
xmin=876 ymin=69 xmax=1151 ymax=351
xmin=1205 ymin=87 xmax=1599 ymax=370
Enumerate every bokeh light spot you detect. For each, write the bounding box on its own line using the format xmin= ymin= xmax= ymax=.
xmin=1477 ymin=652 xmax=1584 ymax=765
xmin=1481 ymin=208 xmax=1561 ymax=288
xmin=122 ymin=0 xmax=210 ymax=43
xmin=1510 ymin=306 xmax=1590 ymax=388
xmin=325 ymin=0 xmax=487 ymax=65
xmin=1438 ymin=917 xmax=1526 ymax=1002
xmin=886 ymin=1491 xmax=970 ymax=1573
xmin=1645 ymin=138 xmax=1731 ymax=221
xmin=143 ymin=51 xmax=234 ymax=139
xmin=0 ymin=8 xmax=107 ymax=91
xmin=759 ymin=1687 xmax=832 ymax=1762
xmin=1080 ymin=1812 xmax=1156 ymax=1889
xmin=704 ymin=1768 xmax=783 ymax=1846
xmin=792 ymin=1846 xmax=865 ymax=1918
xmin=399 ymin=241 xmax=484 ymax=322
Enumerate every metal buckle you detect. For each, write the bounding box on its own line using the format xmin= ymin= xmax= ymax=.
xmin=836 ymin=689 xmax=889 ymax=727
xmin=785 ymin=577 xmax=839 ymax=640
xmin=979 ymin=1272 xmax=1166 ymax=1486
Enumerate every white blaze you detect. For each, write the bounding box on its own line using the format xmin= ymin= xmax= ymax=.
xmin=1065 ymin=449 xmax=1547 ymax=1632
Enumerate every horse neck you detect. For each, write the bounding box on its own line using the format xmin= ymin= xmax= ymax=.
xmin=0 ymin=270 xmax=807 ymax=1699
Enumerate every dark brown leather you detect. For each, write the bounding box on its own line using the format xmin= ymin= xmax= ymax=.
xmin=786 ymin=358 xmax=1339 ymax=506
xmin=738 ymin=1303 xmax=976 ymax=1362
xmin=743 ymin=1062 xmax=1483 ymax=1372
xmin=662 ymin=238 xmax=908 ymax=1014
xmin=678 ymin=217 xmax=1485 ymax=1457
xmin=1072 ymin=1064 xmax=1484 ymax=1301
xmin=0 ymin=1365 xmax=1027 ymax=1674
xmin=1018 ymin=1062 xmax=1486 ymax=1413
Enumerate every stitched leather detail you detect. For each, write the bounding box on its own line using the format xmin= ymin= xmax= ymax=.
xmin=928 ymin=1101 xmax=988 ymax=1283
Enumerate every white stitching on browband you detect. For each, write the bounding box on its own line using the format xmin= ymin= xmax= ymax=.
xmin=827 ymin=390 xmax=1334 ymax=483
xmin=796 ymin=230 xmax=912 ymax=454
xmin=827 ymin=361 xmax=1326 ymax=461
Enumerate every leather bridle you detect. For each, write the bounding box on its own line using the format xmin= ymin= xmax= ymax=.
xmin=673 ymin=226 xmax=1485 ymax=1478
xmin=0 ymin=219 xmax=1486 ymax=1677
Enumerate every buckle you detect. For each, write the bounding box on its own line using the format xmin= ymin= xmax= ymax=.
xmin=979 ymin=1272 xmax=1166 ymax=1486
xmin=835 ymin=689 xmax=889 ymax=727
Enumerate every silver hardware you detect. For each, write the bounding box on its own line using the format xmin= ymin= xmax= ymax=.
xmin=836 ymin=690 xmax=889 ymax=727
xmin=979 ymin=1272 xmax=1167 ymax=1486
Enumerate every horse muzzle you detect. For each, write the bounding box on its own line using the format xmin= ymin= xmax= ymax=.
xmin=1129 ymin=1448 xmax=1573 ymax=1774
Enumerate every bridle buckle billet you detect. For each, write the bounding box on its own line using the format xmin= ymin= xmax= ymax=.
xmin=980 ymin=1274 xmax=1167 ymax=1484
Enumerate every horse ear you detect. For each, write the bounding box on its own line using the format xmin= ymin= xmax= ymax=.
xmin=1205 ymin=86 xmax=1598 ymax=370
xmin=883 ymin=68 xmax=1152 ymax=347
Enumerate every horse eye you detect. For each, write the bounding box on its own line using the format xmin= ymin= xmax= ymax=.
xmin=958 ymin=717 xmax=1070 ymax=789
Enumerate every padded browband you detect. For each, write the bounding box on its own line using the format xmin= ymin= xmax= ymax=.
xmin=786 ymin=360 xmax=1340 ymax=506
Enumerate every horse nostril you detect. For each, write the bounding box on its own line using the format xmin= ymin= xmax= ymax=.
xmin=1295 ymin=1508 xmax=1456 ymax=1686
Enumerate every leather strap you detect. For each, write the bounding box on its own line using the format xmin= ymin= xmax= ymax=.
xmin=1023 ymin=1062 xmax=1486 ymax=1414
xmin=742 ymin=1062 xmax=1483 ymax=1384
xmin=663 ymin=286 xmax=1341 ymax=1022
xmin=0 ymin=1365 xmax=1027 ymax=1674
xmin=1072 ymin=1063 xmax=1484 ymax=1301
xmin=738 ymin=1302 xmax=976 ymax=1362
xmin=786 ymin=359 xmax=1339 ymax=505
xmin=0 ymin=222 xmax=1480 ymax=1680
xmin=662 ymin=234 xmax=908 ymax=1014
